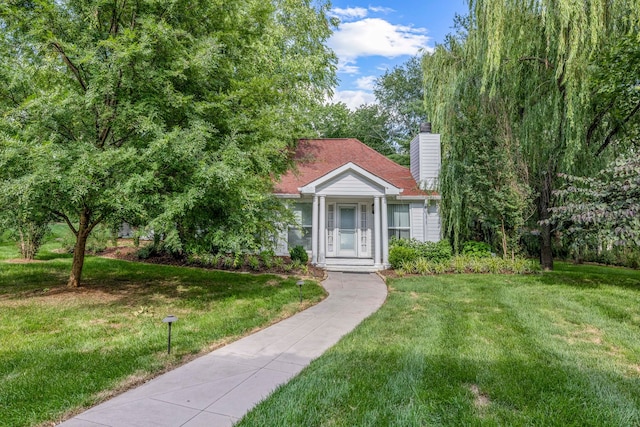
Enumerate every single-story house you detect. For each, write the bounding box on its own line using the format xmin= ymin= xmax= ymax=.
xmin=274 ymin=123 xmax=441 ymax=271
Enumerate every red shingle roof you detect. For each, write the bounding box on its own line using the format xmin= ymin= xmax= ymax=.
xmin=274 ymin=138 xmax=427 ymax=197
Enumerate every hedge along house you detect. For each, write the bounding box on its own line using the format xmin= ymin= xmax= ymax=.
xmin=274 ymin=124 xmax=441 ymax=271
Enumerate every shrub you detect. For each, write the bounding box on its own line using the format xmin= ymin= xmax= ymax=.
xmin=273 ymin=257 xmax=285 ymax=270
xmin=260 ymin=251 xmax=275 ymax=269
xmin=462 ymin=241 xmax=493 ymax=258
xmin=289 ymin=245 xmax=309 ymax=264
xmin=15 ymin=221 xmax=50 ymax=260
xmin=423 ymin=240 xmax=453 ymax=262
xmin=136 ymin=244 xmax=156 ymax=260
xmin=389 ymin=245 xmax=419 ymax=269
xmin=452 ymin=256 xmax=467 ymax=273
xmin=414 ymin=258 xmax=433 ymax=275
xmin=222 ymin=254 xmax=235 ymax=269
xmin=391 ymin=239 xmax=452 ymax=263
xmin=399 ymin=254 xmax=540 ymax=276
xmin=247 ymin=255 xmax=261 ymax=271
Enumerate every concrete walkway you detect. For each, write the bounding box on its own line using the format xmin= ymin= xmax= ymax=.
xmin=59 ymin=272 xmax=387 ymax=427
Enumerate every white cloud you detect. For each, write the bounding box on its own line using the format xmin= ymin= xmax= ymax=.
xmin=329 ymin=90 xmax=377 ymax=110
xmin=369 ymin=6 xmax=394 ymax=14
xmin=329 ymin=18 xmax=430 ymax=66
xmin=356 ymin=75 xmax=377 ymax=90
xmin=330 ymin=7 xmax=368 ymax=20
xmin=338 ymin=63 xmax=360 ymax=74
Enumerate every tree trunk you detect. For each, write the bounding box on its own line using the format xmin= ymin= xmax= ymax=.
xmin=67 ymin=211 xmax=91 ymax=288
xmin=500 ymin=218 xmax=508 ymax=258
xmin=538 ymin=173 xmax=554 ymax=271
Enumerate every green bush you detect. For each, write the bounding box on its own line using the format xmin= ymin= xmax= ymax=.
xmin=273 ymin=256 xmax=285 ymax=270
xmin=136 ymin=244 xmax=156 ymax=260
xmin=389 ymin=245 xmax=419 ymax=269
xmin=260 ymin=251 xmax=275 ymax=269
xmin=389 ymin=238 xmax=452 ymax=266
xmin=247 ymin=255 xmax=261 ymax=271
xmin=289 ymin=245 xmax=309 ymax=264
xmin=462 ymin=241 xmax=493 ymax=258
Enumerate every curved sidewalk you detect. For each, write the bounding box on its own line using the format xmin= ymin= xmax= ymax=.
xmin=59 ymin=271 xmax=387 ymax=427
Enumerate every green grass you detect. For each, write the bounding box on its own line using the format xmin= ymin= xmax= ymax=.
xmin=0 ymin=232 xmax=326 ymax=427
xmin=240 ymin=263 xmax=640 ymax=426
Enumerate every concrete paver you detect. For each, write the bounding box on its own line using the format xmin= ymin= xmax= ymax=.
xmin=58 ymin=272 xmax=387 ymax=427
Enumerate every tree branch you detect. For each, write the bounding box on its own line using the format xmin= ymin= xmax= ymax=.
xmin=112 ymin=129 xmax=135 ymax=147
xmin=44 ymin=123 xmax=76 ymax=143
xmin=586 ymin=100 xmax=615 ymax=146
xmin=50 ymin=42 xmax=87 ymax=92
xmin=87 ymin=214 xmax=106 ymax=235
xmin=597 ymin=99 xmax=640 ymax=156
xmin=52 ymin=210 xmax=78 ymax=236
xmin=519 ymin=56 xmax=552 ymax=69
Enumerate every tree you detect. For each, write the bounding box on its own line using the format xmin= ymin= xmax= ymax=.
xmin=308 ymin=56 xmax=427 ymax=165
xmin=423 ymin=2 xmax=639 ymax=269
xmin=551 ymin=152 xmax=640 ymax=246
xmin=311 ymin=102 xmax=395 ymax=157
xmin=374 ymin=55 xmax=428 ymax=154
xmin=0 ymin=0 xmax=336 ymax=287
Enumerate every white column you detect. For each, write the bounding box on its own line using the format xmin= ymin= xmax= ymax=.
xmin=318 ymin=196 xmax=326 ymax=264
xmin=311 ymin=195 xmax=318 ymax=264
xmin=374 ymin=196 xmax=381 ymax=266
xmin=381 ymin=196 xmax=389 ymax=266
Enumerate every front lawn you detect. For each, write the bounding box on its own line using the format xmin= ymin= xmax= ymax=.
xmin=0 ymin=237 xmax=325 ymax=427
xmin=240 ymin=263 xmax=640 ymax=426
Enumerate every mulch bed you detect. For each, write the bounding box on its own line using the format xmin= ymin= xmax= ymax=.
xmin=98 ymin=244 xmax=326 ymax=279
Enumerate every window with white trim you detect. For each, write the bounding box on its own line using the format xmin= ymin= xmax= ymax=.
xmin=388 ymin=204 xmax=410 ymax=240
xmin=288 ymin=203 xmax=312 ymax=250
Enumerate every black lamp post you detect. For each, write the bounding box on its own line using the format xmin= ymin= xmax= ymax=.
xmin=162 ymin=315 xmax=178 ymax=354
xmin=296 ymin=280 xmax=304 ymax=303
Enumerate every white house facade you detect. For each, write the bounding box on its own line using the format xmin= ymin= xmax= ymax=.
xmin=275 ymin=124 xmax=441 ymax=271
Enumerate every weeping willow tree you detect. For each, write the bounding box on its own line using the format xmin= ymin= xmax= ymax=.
xmin=424 ymin=1 xmax=640 ymax=269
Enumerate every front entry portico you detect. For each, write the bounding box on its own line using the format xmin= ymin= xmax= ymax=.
xmin=302 ymin=162 xmax=400 ymax=269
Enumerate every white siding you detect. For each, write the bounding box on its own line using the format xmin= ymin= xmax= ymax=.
xmin=425 ymin=200 xmax=441 ymax=242
xmin=417 ymin=133 xmax=441 ymax=191
xmin=410 ymin=132 xmax=441 ymax=191
xmin=409 ymin=202 xmax=425 ymax=241
xmin=409 ymin=134 xmax=420 ymax=183
xmin=317 ymin=171 xmax=384 ymax=196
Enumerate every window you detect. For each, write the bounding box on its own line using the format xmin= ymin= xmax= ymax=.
xmin=388 ymin=204 xmax=410 ymax=240
xmin=288 ymin=203 xmax=312 ymax=250
xmin=427 ymin=199 xmax=439 ymax=214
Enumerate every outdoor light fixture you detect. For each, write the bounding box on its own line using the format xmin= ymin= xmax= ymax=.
xmin=297 ymin=280 xmax=304 ymax=303
xmin=162 ymin=315 xmax=178 ymax=354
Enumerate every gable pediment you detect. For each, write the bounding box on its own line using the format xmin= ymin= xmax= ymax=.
xmin=300 ymin=162 xmax=401 ymax=196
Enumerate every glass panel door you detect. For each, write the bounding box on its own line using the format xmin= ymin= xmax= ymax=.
xmin=338 ymin=205 xmax=357 ymax=257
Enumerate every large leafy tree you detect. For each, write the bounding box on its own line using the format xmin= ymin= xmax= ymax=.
xmin=551 ymin=152 xmax=640 ymax=247
xmin=0 ymin=0 xmax=335 ymax=286
xmin=374 ymin=55 xmax=427 ymax=155
xmin=311 ymin=102 xmax=396 ymax=157
xmin=311 ymin=55 xmax=427 ymax=164
xmin=424 ymin=1 xmax=639 ymax=269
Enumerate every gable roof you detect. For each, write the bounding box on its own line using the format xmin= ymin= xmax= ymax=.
xmin=274 ymin=138 xmax=428 ymax=197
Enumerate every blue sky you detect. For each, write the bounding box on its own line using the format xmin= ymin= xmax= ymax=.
xmin=327 ymin=0 xmax=468 ymax=109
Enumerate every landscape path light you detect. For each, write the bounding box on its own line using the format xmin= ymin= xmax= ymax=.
xmin=297 ymin=280 xmax=304 ymax=304
xmin=162 ymin=315 xmax=178 ymax=354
